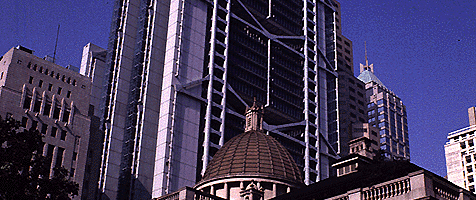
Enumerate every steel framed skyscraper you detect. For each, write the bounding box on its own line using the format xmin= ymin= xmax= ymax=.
xmin=95 ymin=0 xmax=341 ymax=199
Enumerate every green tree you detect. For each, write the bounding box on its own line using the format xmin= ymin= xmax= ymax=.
xmin=0 ymin=116 xmax=78 ymax=199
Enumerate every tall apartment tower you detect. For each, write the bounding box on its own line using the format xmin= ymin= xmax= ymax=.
xmin=445 ymin=107 xmax=476 ymax=193
xmin=95 ymin=0 xmax=341 ymax=199
xmin=330 ymin=0 xmax=367 ymax=158
xmin=0 ymin=46 xmax=93 ymax=199
xmin=357 ymin=57 xmax=410 ymax=159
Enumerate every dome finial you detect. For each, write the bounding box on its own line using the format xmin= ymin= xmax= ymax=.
xmin=245 ymin=97 xmax=264 ymax=132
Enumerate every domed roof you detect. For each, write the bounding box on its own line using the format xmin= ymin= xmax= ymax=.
xmin=200 ymin=130 xmax=302 ymax=184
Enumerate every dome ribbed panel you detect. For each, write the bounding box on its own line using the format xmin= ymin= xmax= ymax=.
xmin=201 ymin=131 xmax=302 ymax=184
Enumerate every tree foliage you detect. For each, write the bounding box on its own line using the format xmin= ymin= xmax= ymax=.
xmin=0 ymin=116 xmax=78 ymax=199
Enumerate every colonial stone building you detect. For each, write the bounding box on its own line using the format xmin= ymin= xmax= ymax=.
xmin=0 ymin=46 xmax=92 ymax=199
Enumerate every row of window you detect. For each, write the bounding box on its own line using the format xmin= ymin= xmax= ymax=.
xmin=20 ymin=59 xmax=78 ymax=86
xmin=23 ymin=95 xmax=71 ymax=122
xmin=29 ymin=76 xmax=72 ymax=98
xmin=21 ymin=117 xmax=67 ymax=140
xmin=44 ymin=144 xmax=76 ymax=178
xmin=461 ymin=139 xmax=475 ymax=149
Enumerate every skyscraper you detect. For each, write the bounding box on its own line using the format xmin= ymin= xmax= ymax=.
xmin=357 ymin=57 xmax=410 ymax=159
xmin=445 ymin=107 xmax=476 ymax=193
xmin=330 ymin=0 xmax=367 ymax=159
xmin=93 ymin=0 xmax=342 ymax=199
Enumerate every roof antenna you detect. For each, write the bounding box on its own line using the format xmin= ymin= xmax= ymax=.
xmin=53 ymin=24 xmax=60 ymax=63
xmin=365 ymin=41 xmax=368 ymax=66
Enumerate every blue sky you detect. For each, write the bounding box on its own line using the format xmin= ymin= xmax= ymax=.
xmin=2 ymin=0 xmax=476 ymax=177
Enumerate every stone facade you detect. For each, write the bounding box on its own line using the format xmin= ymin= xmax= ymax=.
xmin=0 ymin=46 xmax=92 ymax=199
xmin=445 ymin=107 xmax=476 ymax=193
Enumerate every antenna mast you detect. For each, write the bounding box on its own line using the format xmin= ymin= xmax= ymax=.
xmin=53 ymin=24 xmax=60 ymax=63
xmin=364 ymin=41 xmax=368 ymax=66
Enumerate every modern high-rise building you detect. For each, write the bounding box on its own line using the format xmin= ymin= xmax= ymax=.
xmin=357 ymin=58 xmax=410 ymax=159
xmin=330 ymin=0 xmax=367 ymax=158
xmin=79 ymin=43 xmax=108 ymax=199
xmin=94 ymin=0 xmax=342 ymax=199
xmin=445 ymin=107 xmax=476 ymax=193
xmin=0 ymin=46 xmax=93 ymax=199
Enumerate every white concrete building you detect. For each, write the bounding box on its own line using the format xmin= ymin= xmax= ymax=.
xmin=445 ymin=107 xmax=476 ymax=193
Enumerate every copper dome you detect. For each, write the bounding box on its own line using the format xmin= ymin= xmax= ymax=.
xmin=200 ymin=130 xmax=302 ymax=185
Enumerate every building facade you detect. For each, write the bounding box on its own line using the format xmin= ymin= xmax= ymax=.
xmin=95 ymin=0 xmax=342 ymax=199
xmin=330 ymin=0 xmax=367 ymax=159
xmin=445 ymin=107 xmax=476 ymax=193
xmin=273 ymin=160 xmax=476 ymax=200
xmin=79 ymin=43 xmax=109 ymax=199
xmin=357 ymin=60 xmax=410 ymax=159
xmin=0 ymin=46 xmax=92 ymax=199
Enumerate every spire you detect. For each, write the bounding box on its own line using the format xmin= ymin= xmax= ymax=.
xmin=245 ymin=97 xmax=264 ymax=132
xmin=359 ymin=42 xmax=374 ymax=73
xmin=365 ymin=41 xmax=368 ymax=66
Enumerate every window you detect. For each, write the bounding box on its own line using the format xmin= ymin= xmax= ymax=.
xmin=469 ymin=175 xmax=474 ymax=183
xmin=57 ymin=87 xmax=62 ymax=95
xmin=378 ymin=122 xmax=387 ymax=128
xmin=43 ymin=102 xmax=51 ymax=116
xmin=46 ymin=145 xmax=54 ymax=172
xmin=33 ymin=99 xmax=41 ymax=112
xmin=41 ymin=124 xmax=48 ymax=134
xmin=48 ymin=84 xmax=53 ymax=91
xmin=66 ymin=91 xmax=71 ymax=98
xmin=380 ymin=129 xmax=388 ymax=136
xmin=368 ymin=110 xmax=375 ymax=116
xmin=467 ymin=155 xmax=472 ymax=163
xmin=470 ymin=186 xmax=475 ymax=192
xmin=55 ymin=147 xmax=64 ymax=167
xmin=29 ymin=76 xmax=34 ymax=84
xmin=51 ymin=127 xmax=57 ymax=137
xmin=378 ymin=114 xmax=386 ymax=121
xmin=470 ymin=139 xmax=474 ymax=147
xmin=468 ymin=165 xmax=473 ymax=173
xmin=377 ymin=99 xmax=386 ymax=105
xmin=60 ymin=130 xmax=67 ymax=141
xmin=23 ymin=96 xmax=32 ymax=109
xmin=70 ymin=168 xmax=75 ymax=177
xmin=462 ymin=142 xmax=467 ymax=149
xmin=378 ymin=107 xmax=385 ymax=113
xmin=62 ymin=109 xmax=70 ymax=122
xmin=21 ymin=117 xmax=28 ymax=127
xmin=31 ymin=120 xmax=38 ymax=130
xmin=72 ymin=152 xmax=77 ymax=161
xmin=368 ymin=117 xmax=375 ymax=123
xmin=38 ymin=80 xmax=43 ymax=88
xmin=53 ymin=106 xmax=60 ymax=119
